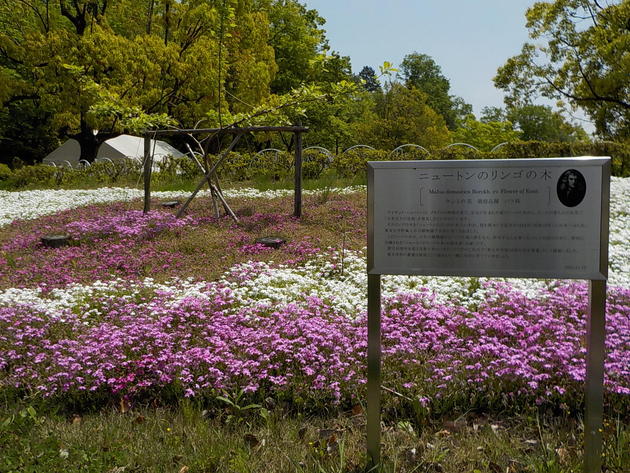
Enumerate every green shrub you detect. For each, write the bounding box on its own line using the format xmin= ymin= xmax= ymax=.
xmin=8 ymin=164 xmax=58 ymax=188
xmin=0 ymin=163 xmax=12 ymax=181
xmin=331 ymin=149 xmax=388 ymax=177
xmin=302 ymin=149 xmax=332 ymax=179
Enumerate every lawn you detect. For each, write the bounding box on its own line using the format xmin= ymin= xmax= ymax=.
xmin=0 ymin=179 xmax=628 ymax=472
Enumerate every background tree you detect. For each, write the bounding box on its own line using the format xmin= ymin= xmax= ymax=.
xmin=494 ymin=0 xmax=630 ymax=140
xmin=355 ymin=83 xmax=450 ymax=150
xmin=452 ymin=115 xmax=521 ymax=151
xmin=266 ymin=0 xmax=327 ymax=94
xmin=480 ymin=105 xmax=589 ymax=142
xmin=399 ymin=52 xmax=471 ymax=130
xmin=0 ymin=0 xmax=278 ymax=162
xmin=358 ymin=66 xmax=381 ymax=93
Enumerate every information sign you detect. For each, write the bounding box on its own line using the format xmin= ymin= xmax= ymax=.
xmin=366 ymin=157 xmax=610 ymax=473
xmin=368 ymin=157 xmax=610 ymax=279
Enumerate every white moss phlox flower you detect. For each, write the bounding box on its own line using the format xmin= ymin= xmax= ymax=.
xmin=0 ymin=186 xmax=366 ymax=228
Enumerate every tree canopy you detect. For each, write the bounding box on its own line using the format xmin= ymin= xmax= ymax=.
xmin=481 ymin=105 xmax=589 ymax=142
xmin=494 ymin=0 xmax=630 ymax=140
xmin=355 ymin=83 xmax=451 ymax=150
xmin=2 ymin=1 xmax=621 ymax=166
xmin=399 ymin=52 xmax=471 ymax=130
xmin=0 ymin=0 xmax=350 ymax=162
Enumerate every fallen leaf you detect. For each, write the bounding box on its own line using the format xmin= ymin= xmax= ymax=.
xmin=326 ymin=434 xmax=339 ymax=455
xmin=119 ymin=398 xmax=131 ymax=414
xmin=555 ymin=447 xmax=569 ymax=464
xmin=243 ymin=433 xmax=260 ymax=448
xmin=351 ymin=405 xmax=363 ymax=416
xmin=178 ymin=467 xmax=189 ymax=473
xmin=435 ymin=429 xmax=451 ymax=437
xmin=488 ymin=461 xmax=502 ymax=473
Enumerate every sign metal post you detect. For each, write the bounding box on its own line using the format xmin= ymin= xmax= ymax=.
xmin=366 ymin=158 xmax=610 ymax=472
xmin=367 ymin=273 xmax=381 ymax=466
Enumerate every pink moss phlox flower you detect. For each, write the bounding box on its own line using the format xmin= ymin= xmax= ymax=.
xmin=0 ymin=281 xmax=627 ymax=406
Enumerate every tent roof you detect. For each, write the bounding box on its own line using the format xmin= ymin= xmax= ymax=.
xmin=96 ymin=134 xmax=185 ymax=161
xmin=42 ymin=139 xmax=81 ymax=166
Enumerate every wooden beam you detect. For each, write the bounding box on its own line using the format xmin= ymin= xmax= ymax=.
xmin=176 ymin=133 xmax=243 ymax=218
xmin=143 ymin=135 xmax=153 ymax=213
xmin=147 ymin=126 xmax=309 ymax=136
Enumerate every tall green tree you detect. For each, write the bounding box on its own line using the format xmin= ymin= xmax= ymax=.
xmin=0 ymin=0 xmax=278 ymax=162
xmin=481 ymin=105 xmax=589 ymax=142
xmin=453 ymin=115 xmax=521 ymax=151
xmin=399 ymin=52 xmax=471 ymax=130
xmin=355 ymin=83 xmax=450 ymax=150
xmin=266 ymin=0 xmax=327 ymax=93
xmin=494 ymin=0 xmax=630 ymax=140
xmin=358 ymin=65 xmax=381 ymax=93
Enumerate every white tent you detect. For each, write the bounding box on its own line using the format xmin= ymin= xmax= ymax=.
xmin=96 ymin=134 xmax=185 ymax=163
xmin=42 ymin=139 xmax=81 ymax=167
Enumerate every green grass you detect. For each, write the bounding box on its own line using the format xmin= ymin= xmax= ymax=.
xmin=1 ymin=396 xmax=628 ymax=473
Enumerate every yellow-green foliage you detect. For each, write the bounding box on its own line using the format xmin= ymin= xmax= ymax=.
xmin=8 ymin=165 xmax=58 ymax=188
xmin=4 ymin=140 xmax=629 ymax=190
xmin=0 ymin=163 xmax=12 ymax=181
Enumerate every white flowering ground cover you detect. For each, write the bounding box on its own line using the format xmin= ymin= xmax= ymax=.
xmin=0 ymin=186 xmax=365 ymax=227
xmin=1 ymin=178 xmax=628 ymax=289
xmin=0 ymin=179 xmax=628 ymax=409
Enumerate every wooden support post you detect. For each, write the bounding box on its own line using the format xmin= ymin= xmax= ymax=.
xmin=143 ymin=134 xmax=153 ymax=213
xmin=294 ymin=131 xmax=303 ymax=218
xmin=176 ymin=133 xmax=242 ymax=218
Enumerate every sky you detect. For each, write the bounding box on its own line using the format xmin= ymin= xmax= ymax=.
xmin=302 ymin=0 xmax=538 ymax=117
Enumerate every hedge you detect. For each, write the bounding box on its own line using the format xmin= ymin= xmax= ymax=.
xmin=3 ymin=140 xmax=628 ymax=190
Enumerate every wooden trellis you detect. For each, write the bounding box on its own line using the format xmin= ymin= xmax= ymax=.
xmin=142 ymin=126 xmax=308 ymax=219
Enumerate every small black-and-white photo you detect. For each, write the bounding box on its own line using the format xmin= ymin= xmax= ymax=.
xmin=557 ymin=169 xmax=586 ymax=207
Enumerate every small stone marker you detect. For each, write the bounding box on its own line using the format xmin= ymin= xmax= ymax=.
xmin=161 ymin=200 xmax=180 ymax=208
xmin=41 ymin=234 xmax=70 ymax=248
xmin=255 ymin=236 xmax=286 ymax=249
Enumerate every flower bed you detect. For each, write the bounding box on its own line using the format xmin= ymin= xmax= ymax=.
xmin=0 ymin=180 xmax=628 ymax=412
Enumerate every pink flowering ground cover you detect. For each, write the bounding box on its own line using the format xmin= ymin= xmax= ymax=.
xmin=0 ymin=195 xmax=346 ymax=289
xmin=0 ymin=191 xmax=628 ymax=415
xmin=0 ymin=274 xmax=628 ymax=413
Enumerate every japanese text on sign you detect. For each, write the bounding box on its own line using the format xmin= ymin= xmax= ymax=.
xmin=368 ymin=158 xmax=609 ymax=279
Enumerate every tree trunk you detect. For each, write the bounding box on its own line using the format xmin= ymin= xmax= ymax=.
xmin=70 ymin=121 xmax=109 ymax=162
xmin=146 ymin=0 xmax=155 ymax=34
xmin=164 ymin=0 xmax=171 ymax=45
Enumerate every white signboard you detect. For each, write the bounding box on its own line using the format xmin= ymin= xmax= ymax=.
xmin=368 ymin=157 xmax=610 ymax=279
